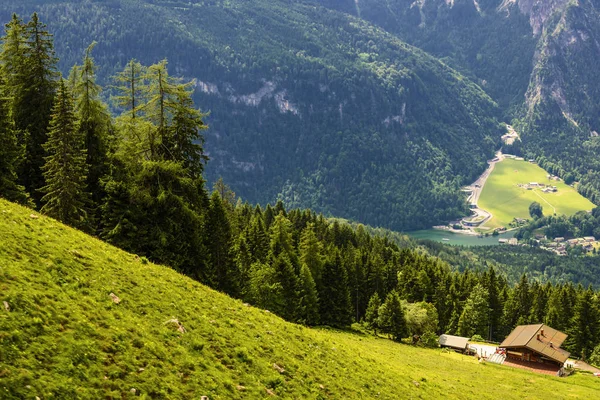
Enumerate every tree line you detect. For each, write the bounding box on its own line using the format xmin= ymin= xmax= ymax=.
xmin=1 ymin=13 xmax=600 ymax=363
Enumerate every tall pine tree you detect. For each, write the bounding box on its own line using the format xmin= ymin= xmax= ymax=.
xmin=69 ymin=42 xmax=111 ymax=212
xmin=0 ymin=75 xmax=27 ymax=204
xmin=40 ymin=79 xmax=89 ymax=228
xmin=20 ymin=13 xmax=58 ymax=203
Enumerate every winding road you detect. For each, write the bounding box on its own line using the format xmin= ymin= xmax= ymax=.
xmin=462 ymin=151 xmax=504 ymax=228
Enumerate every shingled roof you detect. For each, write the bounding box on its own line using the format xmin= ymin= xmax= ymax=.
xmin=500 ymin=324 xmax=570 ymax=364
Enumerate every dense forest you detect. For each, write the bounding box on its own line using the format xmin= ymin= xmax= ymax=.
xmin=0 ymin=0 xmax=504 ymax=231
xmin=2 ymin=13 xmax=600 ymax=364
xmin=316 ymin=0 xmax=600 ymax=215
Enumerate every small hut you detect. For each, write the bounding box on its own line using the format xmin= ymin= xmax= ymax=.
xmin=439 ymin=334 xmax=469 ymax=353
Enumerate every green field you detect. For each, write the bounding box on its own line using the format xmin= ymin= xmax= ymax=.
xmin=479 ymin=159 xmax=596 ymax=229
xmin=2 ymin=198 xmax=600 ymax=399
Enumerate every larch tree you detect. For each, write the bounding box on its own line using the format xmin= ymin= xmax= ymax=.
xmin=299 ymin=223 xmax=324 ymax=285
xmin=40 ymin=79 xmax=89 ymax=228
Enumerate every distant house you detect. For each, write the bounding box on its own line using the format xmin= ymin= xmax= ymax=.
xmin=508 ymin=238 xmax=518 ymax=245
xmin=500 ymin=324 xmax=570 ymax=370
xmin=439 ymin=334 xmax=469 ymax=353
xmin=529 ymin=182 xmax=538 ymax=187
xmin=554 ymin=237 xmax=565 ymax=243
xmin=498 ymin=239 xmax=508 ymax=244
xmin=567 ymin=239 xmax=579 ymax=246
xmin=584 ymin=236 xmax=596 ymax=242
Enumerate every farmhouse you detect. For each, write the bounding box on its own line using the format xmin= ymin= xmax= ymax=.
xmin=439 ymin=334 xmax=469 ymax=353
xmin=500 ymin=324 xmax=570 ymax=371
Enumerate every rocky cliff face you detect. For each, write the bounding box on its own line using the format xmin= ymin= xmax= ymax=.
xmin=501 ymin=0 xmax=570 ymax=35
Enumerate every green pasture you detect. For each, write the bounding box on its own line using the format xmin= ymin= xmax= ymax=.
xmin=478 ymin=159 xmax=595 ymax=229
xmin=1 ymin=198 xmax=600 ymax=399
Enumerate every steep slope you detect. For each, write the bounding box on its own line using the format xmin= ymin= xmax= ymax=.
xmin=516 ymin=0 xmax=600 ymax=204
xmin=313 ymin=0 xmax=538 ymax=111
xmin=314 ymin=0 xmax=600 ymax=210
xmin=0 ymin=0 xmax=503 ymax=230
xmin=2 ymin=198 xmax=600 ymax=398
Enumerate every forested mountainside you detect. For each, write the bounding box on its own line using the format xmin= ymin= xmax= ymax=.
xmin=315 ymin=0 xmax=600 ymax=210
xmin=314 ymin=0 xmax=537 ymax=111
xmin=0 ymin=0 xmax=502 ymax=231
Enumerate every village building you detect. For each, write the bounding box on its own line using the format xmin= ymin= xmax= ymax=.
xmin=554 ymin=237 xmax=565 ymax=243
xmin=499 ymin=324 xmax=570 ymax=373
xmin=439 ymin=334 xmax=469 ymax=353
xmin=584 ymin=236 xmax=596 ymax=242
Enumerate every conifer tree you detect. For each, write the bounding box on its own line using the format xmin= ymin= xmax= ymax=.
xmin=319 ymin=247 xmax=352 ymax=327
xmin=299 ymin=223 xmax=324 ymax=285
xmin=205 ymin=190 xmax=239 ymax=296
xmin=70 ymin=42 xmax=111 ymax=210
xmin=248 ymin=261 xmax=283 ymax=313
xmin=19 ymin=13 xmax=58 ymax=203
xmin=365 ymin=292 xmax=382 ymax=334
xmin=112 ymin=59 xmax=144 ymax=120
xmin=298 ymin=263 xmax=319 ymax=325
xmin=378 ymin=291 xmax=408 ymax=342
xmin=457 ymin=284 xmax=490 ymax=339
xmin=40 ymin=79 xmax=89 ymax=228
xmin=0 ymin=76 xmax=27 ymax=204
xmin=567 ymin=288 xmax=599 ymax=359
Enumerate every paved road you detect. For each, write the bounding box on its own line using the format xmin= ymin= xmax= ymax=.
xmin=462 ymin=151 xmax=504 ymax=228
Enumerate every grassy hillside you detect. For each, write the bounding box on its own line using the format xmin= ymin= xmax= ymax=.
xmin=479 ymin=159 xmax=595 ymax=229
xmin=2 ymin=199 xmax=600 ymax=399
xmin=0 ymin=0 xmax=502 ymax=231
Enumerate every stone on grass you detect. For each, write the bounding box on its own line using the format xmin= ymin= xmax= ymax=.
xmin=273 ymin=363 xmax=285 ymax=374
xmin=109 ymin=293 xmax=121 ymax=304
xmin=3 ymin=301 xmax=9 ymax=312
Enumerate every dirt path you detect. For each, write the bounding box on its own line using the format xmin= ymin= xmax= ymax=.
xmin=533 ymin=190 xmax=557 ymax=214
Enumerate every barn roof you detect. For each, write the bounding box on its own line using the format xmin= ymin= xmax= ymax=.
xmin=439 ymin=334 xmax=469 ymax=350
xmin=500 ymin=324 xmax=570 ymax=364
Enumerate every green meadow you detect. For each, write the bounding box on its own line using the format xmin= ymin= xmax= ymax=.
xmin=478 ymin=159 xmax=596 ymax=229
xmin=1 ymin=198 xmax=600 ymax=399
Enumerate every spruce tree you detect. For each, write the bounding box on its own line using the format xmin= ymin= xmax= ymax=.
xmin=20 ymin=13 xmax=58 ymax=203
xmin=40 ymin=79 xmax=89 ymax=228
xmin=567 ymin=288 xmax=599 ymax=359
xmin=298 ymin=263 xmax=319 ymax=326
xmin=365 ymin=292 xmax=382 ymax=334
xmin=0 ymin=75 xmax=27 ymax=204
xmin=319 ymin=247 xmax=352 ymax=327
xmin=378 ymin=291 xmax=408 ymax=342
xmin=70 ymin=42 xmax=111 ymax=211
xmin=205 ymin=190 xmax=239 ymax=296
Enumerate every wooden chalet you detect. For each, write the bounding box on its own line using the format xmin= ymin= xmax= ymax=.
xmin=500 ymin=324 xmax=570 ymax=368
xmin=439 ymin=334 xmax=469 ymax=353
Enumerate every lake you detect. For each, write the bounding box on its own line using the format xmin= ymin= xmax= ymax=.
xmin=408 ymin=229 xmax=515 ymax=246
